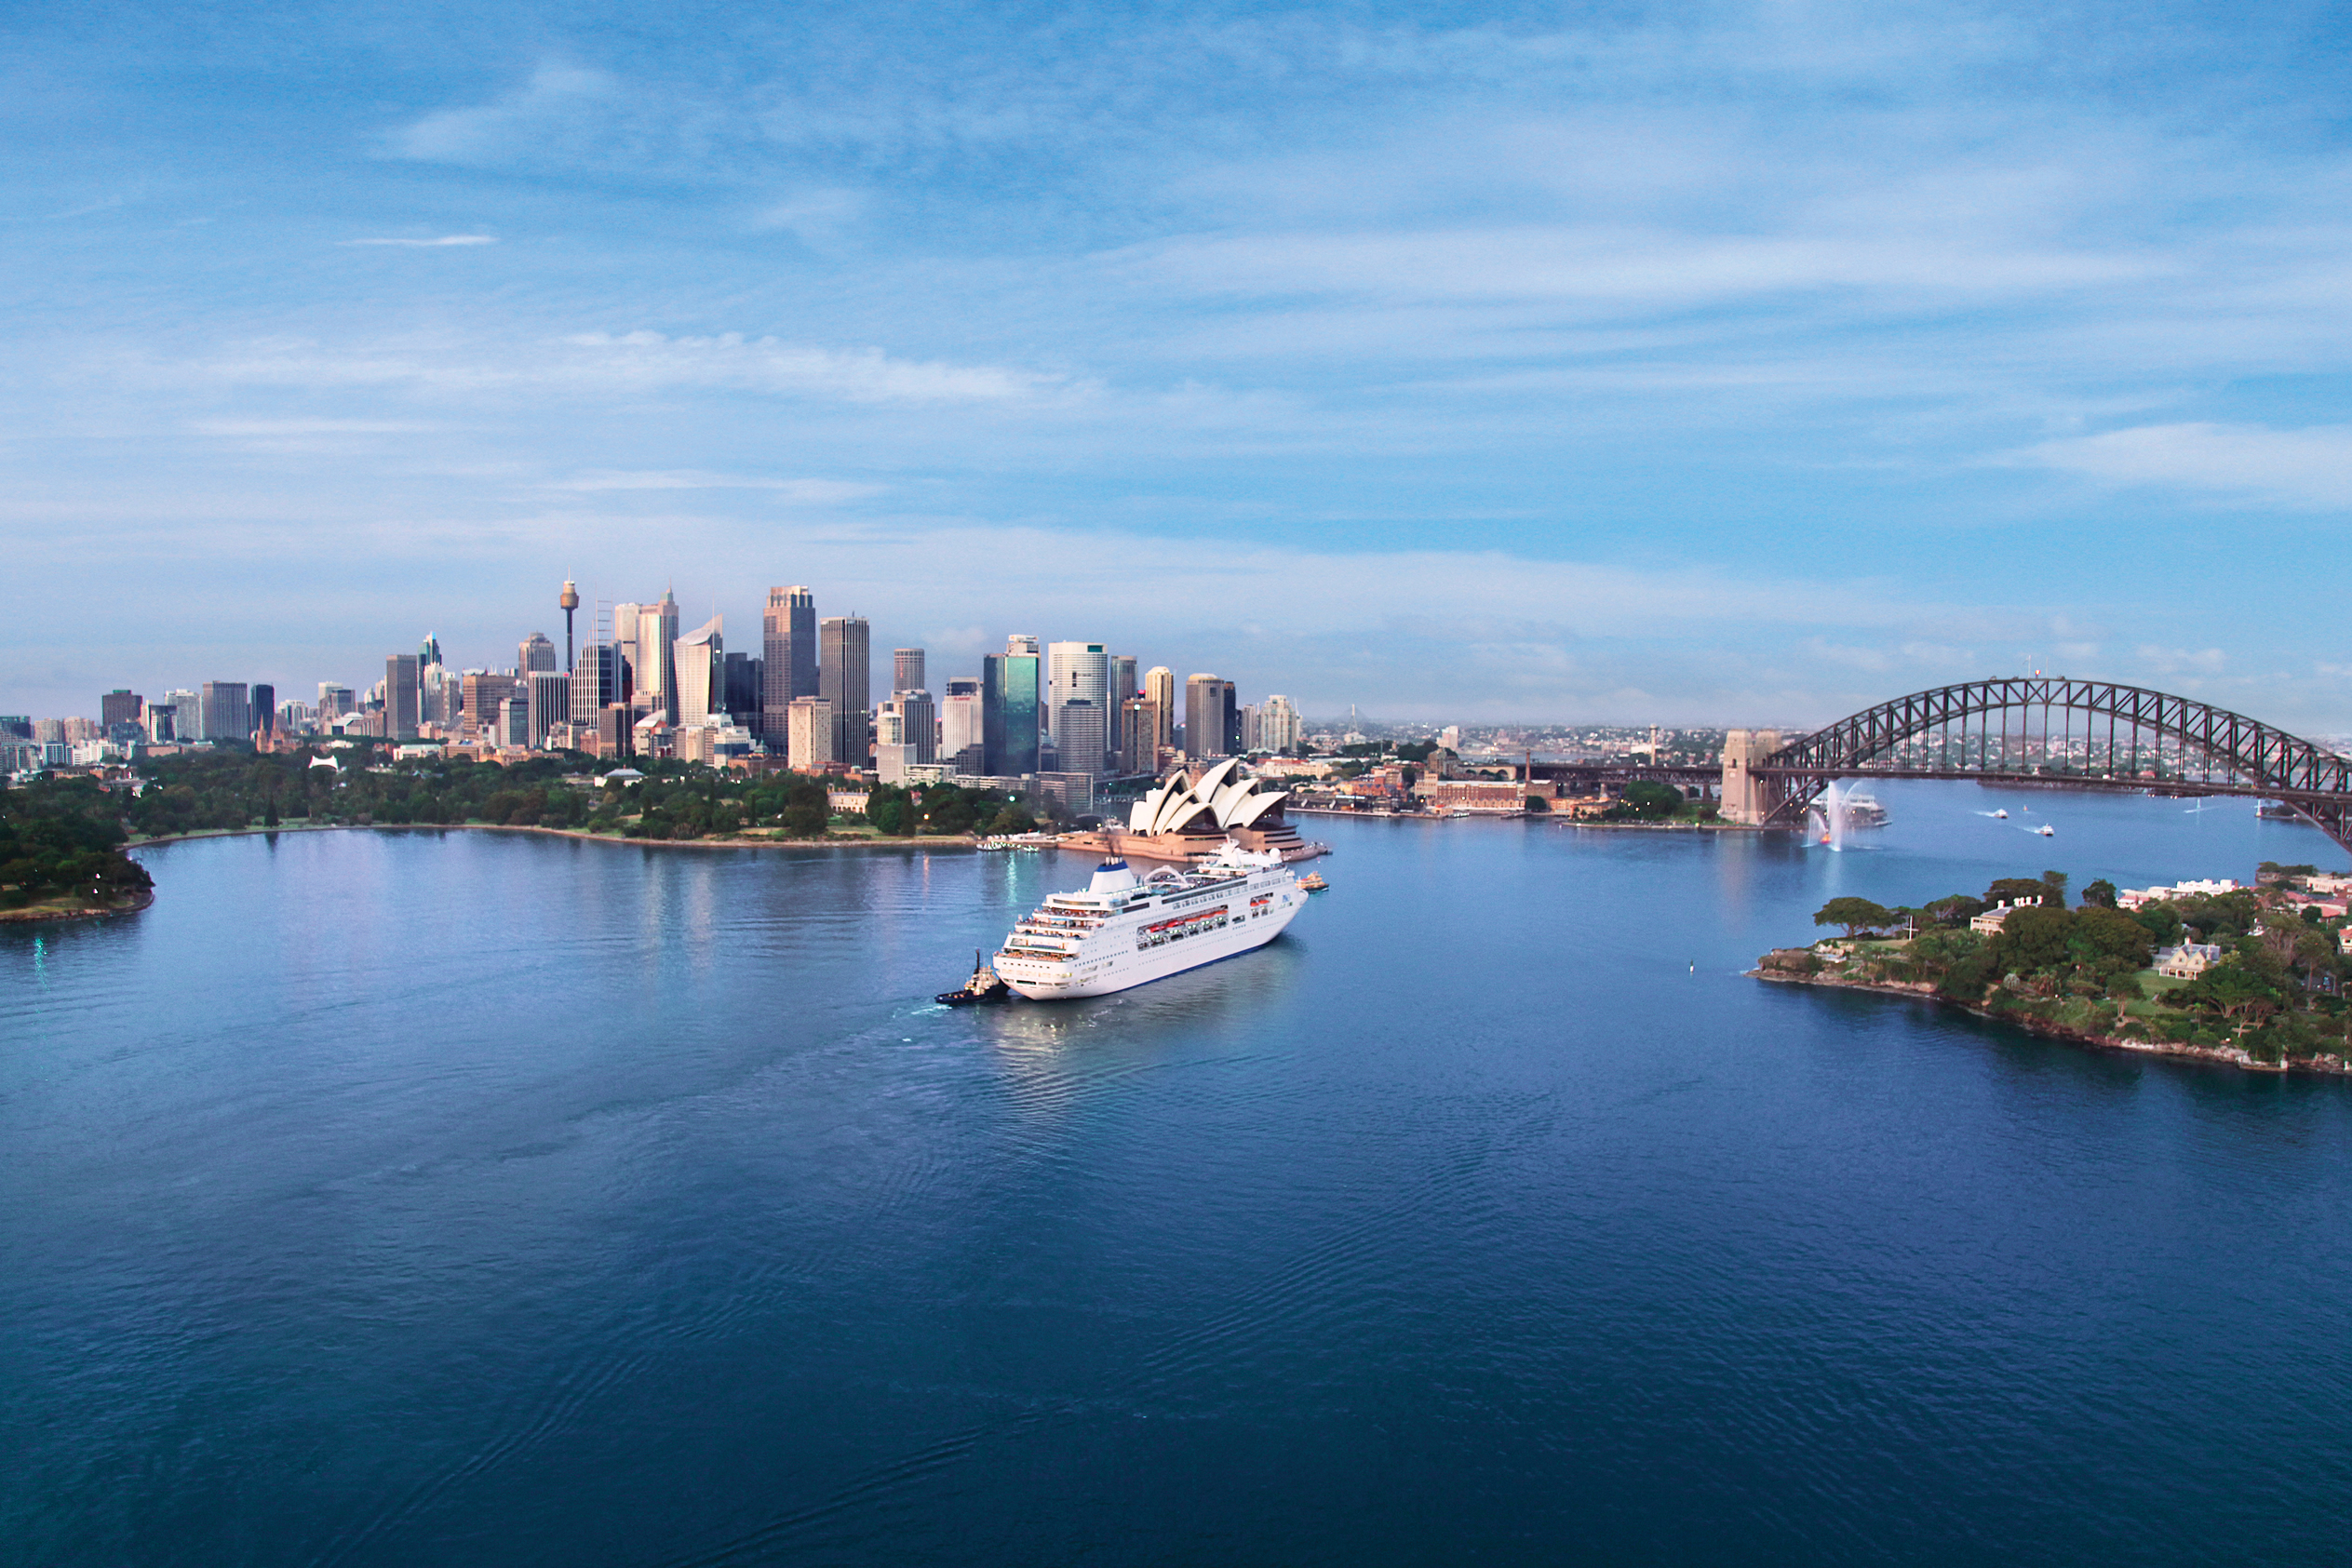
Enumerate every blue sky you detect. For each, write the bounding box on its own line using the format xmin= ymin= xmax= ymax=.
xmin=7 ymin=0 xmax=2352 ymax=726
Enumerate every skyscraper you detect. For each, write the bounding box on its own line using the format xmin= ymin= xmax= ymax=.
xmin=200 ymin=681 xmax=251 ymax=743
xmin=251 ymin=684 xmax=275 ymax=737
xmin=723 ymin=651 xmax=761 ymax=724
xmin=762 ymin=585 xmax=816 ymax=741
xmin=1045 ymin=641 xmax=1109 ymax=773
xmin=528 ymin=669 xmax=571 ymax=746
xmin=101 ymin=690 xmax=142 ymax=728
xmin=819 ymin=615 xmax=871 ymax=767
xmin=983 ymin=637 xmax=1040 ymax=777
xmin=942 ymin=677 xmax=984 ymax=772
xmin=519 ymin=633 xmax=557 ymax=673
xmin=893 ymin=648 xmax=926 ymax=695
xmin=384 ymin=657 xmax=420 ymax=741
xmin=642 ymin=591 xmax=680 ymax=723
xmin=1120 ymin=695 xmax=1161 ymax=775
xmin=898 ymin=689 xmax=936 ymax=764
xmin=570 ymin=643 xmax=618 ymax=733
xmin=1055 ymin=699 xmax=1106 ymax=780
xmin=1144 ymin=666 xmax=1176 ymax=756
xmin=418 ymin=634 xmax=441 ymax=670
xmin=676 ymin=615 xmax=723 ymax=723
xmin=612 ymin=603 xmax=641 ymax=706
xmin=1109 ymin=655 xmax=1137 ymax=717
xmin=1185 ymin=675 xmax=1234 ymax=761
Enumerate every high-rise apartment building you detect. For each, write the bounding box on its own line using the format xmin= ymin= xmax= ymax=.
xmin=762 ymin=585 xmax=816 ymax=742
xmin=1257 ymin=694 xmax=1303 ymax=754
xmin=519 ymin=633 xmax=558 ymax=673
xmin=786 ymin=696 xmax=835 ymax=771
xmin=819 ymin=615 xmax=870 ymax=766
xmin=1184 ymin=675 xmax=1236 ymax=761
xmin=1045 ymin=641 xmax=1109 ymax=773
xmin=676 ymin=615 xmax=723 ymax=723
xmin=983 ymin=638 xmax=1040 ymax=776
xmin=251 ymin=684 xmax=276 ymax=737
xmin=384 ymin=658 xmax=420 ymax=741
xmin=894 ymin=648 xmax=926 ymax=695
xmin=165 ymin=689 xmax=199 ymax=742
xmin=317 ymin=683 xmax=355 ymax=719
xmin=1109 ymin=655 xmax=1137 ymax=717
xmin=942 ymin=678 xmax=984 ymax=772
xmin=101 ymin=690 xmax=142 ymax=729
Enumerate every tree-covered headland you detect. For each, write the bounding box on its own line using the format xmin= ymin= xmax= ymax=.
xmin=0 ymin=775 xmax=154 ymax=912
xmin=2 ymin=748 xmax=1040 ymax=914
xmin=1761 ymin=867 xmax=2352 ymax=1068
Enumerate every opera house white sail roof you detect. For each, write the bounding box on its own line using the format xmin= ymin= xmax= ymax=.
xmin=1127 ymin=757 xmax=1289 ymax=835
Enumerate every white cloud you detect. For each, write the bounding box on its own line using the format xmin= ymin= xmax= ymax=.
xmin=2017 ymin=422 xmax=2352 ymax=509
xmin=390 ymin=64 xmax=615 ymax=164
xmin=165 ymin=329 xmax=1059 ymax=408
xmin=339 ymin=235 xmax=498 ymax=248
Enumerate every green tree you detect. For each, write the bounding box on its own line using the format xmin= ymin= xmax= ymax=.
xmin=1814 ymin=897 xmax=1896 ymax=938
xmin=1609 ymin=781 xmax=1685 ymax=821
xmin=1985 ymin=877 xmax=2052 ymax=907
xmin=1989 ymin=905 xmax=2076 ymax=979
xmin=2080 ymin=878 xmax=2117 ymax=908
xmin=2176 ymin=964 xmax=2282 ymax=1024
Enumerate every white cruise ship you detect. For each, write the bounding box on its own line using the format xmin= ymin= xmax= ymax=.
xmin=990 ymin=841 xmax=1308 ymax=999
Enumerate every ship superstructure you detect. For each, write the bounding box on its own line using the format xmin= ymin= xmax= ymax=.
xmin=990 ymin=840 xmax=1307 ymax=999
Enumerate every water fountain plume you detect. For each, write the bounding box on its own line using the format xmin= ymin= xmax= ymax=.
xmin=1810 ymin=778 xmax=1851 ymax=850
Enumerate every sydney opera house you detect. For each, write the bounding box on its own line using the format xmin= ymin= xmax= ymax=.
xmin=1058 ymin=758 xmax=1317 ymax=864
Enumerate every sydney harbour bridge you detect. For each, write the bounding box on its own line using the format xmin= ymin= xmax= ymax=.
xmin=1523 ymin=677 xmax=2352 ymax=853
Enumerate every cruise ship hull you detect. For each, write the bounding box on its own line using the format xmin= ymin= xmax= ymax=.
xmin=990 ymin=845 xmax=1308 ymax=1001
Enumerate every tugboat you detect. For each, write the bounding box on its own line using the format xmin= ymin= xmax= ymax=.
xmin=936 ymin=949 xmax=1012 ymax=1006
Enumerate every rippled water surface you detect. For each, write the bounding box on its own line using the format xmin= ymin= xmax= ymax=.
xmin=6 ymin=784 xmax=2351 ymax=1565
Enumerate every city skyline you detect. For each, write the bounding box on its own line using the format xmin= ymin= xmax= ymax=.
xmin=7 ymin=2 xmax=2352 ymax=727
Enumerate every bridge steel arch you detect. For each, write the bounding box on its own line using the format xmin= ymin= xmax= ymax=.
xmin=1749 ymin=677 xmax=2352 ymax=851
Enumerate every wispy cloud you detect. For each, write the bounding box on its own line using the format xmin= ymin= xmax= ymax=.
xmin=339 ymin=235 xmax=498 ymax=248
xmin=2017 ymin=422 xmax=2352 ymax=509
xmin=168 ymin=329 xmax=1061 ymax=407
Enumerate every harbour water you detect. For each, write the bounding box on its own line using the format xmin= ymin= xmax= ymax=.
xmin=6 ymin=783 xmax=2351 ymax=1564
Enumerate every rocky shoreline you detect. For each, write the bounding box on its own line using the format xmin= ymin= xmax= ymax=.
xmin=1750 ymin=964 xmax=2350 ymax=1076
xmin=0 ymin=887 xmax=156 ymax=925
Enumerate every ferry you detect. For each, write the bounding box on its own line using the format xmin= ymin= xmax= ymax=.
xmin=989 ymin=841 xmax=1307 ymax=999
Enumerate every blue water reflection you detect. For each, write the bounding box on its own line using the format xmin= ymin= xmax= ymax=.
xmin=2 ymin=790 xmax=2347 ymax=1565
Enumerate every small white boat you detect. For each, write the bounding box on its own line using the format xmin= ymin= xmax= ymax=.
xmin=1993 ymin=809 xmax=2009 ymax=819
xmin=2036 ymin=824 xmax=2055 ymax=837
